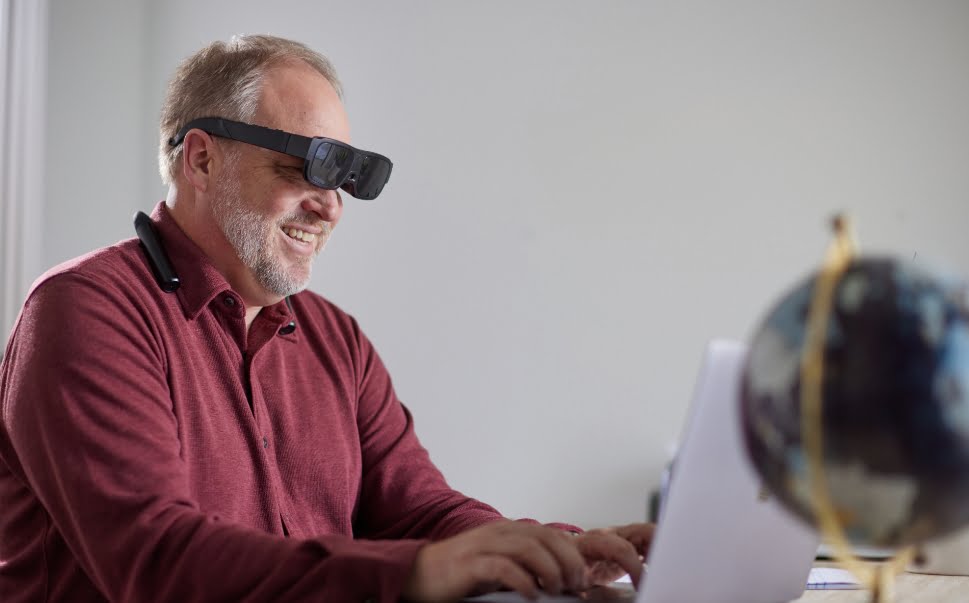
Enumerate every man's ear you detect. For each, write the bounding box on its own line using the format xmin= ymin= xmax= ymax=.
xmin=180 ymin=129 xmax=221 ymax=193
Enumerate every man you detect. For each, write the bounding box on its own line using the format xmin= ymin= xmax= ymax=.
xmin=0 ymin=35 xmax=652 ymax=602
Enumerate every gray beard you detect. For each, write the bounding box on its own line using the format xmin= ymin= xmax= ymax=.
xmin=211 ymin=164 xmax=327 ymax=298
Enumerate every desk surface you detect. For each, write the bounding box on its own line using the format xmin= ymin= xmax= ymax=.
xmin=465 ymin=566 xmax=969 ymax=602
xmin=793 ymin=568 xmax=969 ymax=602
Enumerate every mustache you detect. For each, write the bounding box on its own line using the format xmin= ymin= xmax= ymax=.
xmin=278 ymin=211 xmax=331 ymax=235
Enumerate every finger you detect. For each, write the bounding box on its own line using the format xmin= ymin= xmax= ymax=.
xmin=586 ymin=560 xmax=625 ymax=585
xmin=482 ymin=523 xmax=583 ymax=594
xmin=533 ymin=529 xmax=588 ymax=592
xmin=467 ymin=522 xmax=586 ymax=594
xmin=577 ymin=533 xmax=644 ymax=587
xmin=613 ymin=523 xmax=656 ymax=558
xmin=502 ymin=533 xmax=568 ymax=594
xmin=471 ymin=554 xmax=539 ymax=601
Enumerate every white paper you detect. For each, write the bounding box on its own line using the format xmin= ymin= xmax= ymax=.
xmin=806 ymin=567 xmax=861 ymax=590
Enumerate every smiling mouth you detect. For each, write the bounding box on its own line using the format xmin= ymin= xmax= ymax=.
xmin=283 ymin=226 xmax=318 ymax=244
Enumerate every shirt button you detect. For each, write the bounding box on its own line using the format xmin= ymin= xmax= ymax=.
xmin=263 ymin=437 xmax=269 ymax=449
xmin=223 ymin=295 xmax=236 ymax=307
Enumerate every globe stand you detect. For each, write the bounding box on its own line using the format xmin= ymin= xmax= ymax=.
xmin=800 ymin=215 xmax=915 ymax=603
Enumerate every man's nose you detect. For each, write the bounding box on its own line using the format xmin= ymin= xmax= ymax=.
xmin=302 ymin=188 xmax=343 ymax=222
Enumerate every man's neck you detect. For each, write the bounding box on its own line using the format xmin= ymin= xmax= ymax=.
xmin=165 ymin=191 xmax=281 ymax=327
xmin=244 ymin=305 xmax=263 ymax=331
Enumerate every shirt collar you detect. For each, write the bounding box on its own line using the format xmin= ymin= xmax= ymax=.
xmin=148 ymin=201 xmax=295 ymax=332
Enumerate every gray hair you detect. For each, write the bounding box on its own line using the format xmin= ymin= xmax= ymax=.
xmin=158 ymin=34 xmax=343 ymax=185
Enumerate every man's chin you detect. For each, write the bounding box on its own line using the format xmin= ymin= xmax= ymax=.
xmin=254 ymin=267 xmax=312 ymax=300
xmin=270 ymin=279 xmax=310 ymax=299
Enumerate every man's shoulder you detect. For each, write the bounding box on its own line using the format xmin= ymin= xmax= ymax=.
xmin=29 ymin=237 xmax=151 ymax=301
xmin=288 ymin=289 xmax=369 ymax=343
xmin=6 ymin=239 xmax=161 ymax=365
xmin=289 ymin=289 xmax=355 ymax=325
xmin=290 ymin=288 xmax=339 ymax=311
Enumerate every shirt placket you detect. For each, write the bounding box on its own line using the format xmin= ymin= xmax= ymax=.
xmin=215 ymin=291 xmax=287 ymax=535
xmin=245 ymin=308 xmax=296 ymax=537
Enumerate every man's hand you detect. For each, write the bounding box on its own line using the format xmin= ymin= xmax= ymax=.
xmin=402 ymin=521 xmax=587 ymax=602
xmin=574 ymin=523 xmax=655 ymax=587
xmin=401 ymin=521 xmax=656 ymax=602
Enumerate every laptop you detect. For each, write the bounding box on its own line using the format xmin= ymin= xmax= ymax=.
xmin=466 ymin=339 xmax=819 ymax=603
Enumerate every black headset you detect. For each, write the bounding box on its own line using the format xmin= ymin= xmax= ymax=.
xmin=134 ymin=211 xmax=297 ymax=334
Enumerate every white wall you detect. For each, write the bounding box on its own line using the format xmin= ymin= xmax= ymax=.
xmin=46 ymin=0 xmax=149 ymax=267
xmin=45 ymin=0 xmax=969 ymax=528
xmin=1 ymin=0 xmax=47 ymax=349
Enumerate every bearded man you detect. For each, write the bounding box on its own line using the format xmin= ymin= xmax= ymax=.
xmin=0 ymin=35 xmax=651 ymax=602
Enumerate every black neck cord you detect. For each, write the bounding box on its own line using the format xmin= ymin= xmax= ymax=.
xmin=134 ymin=211 xmax=297 ymax=334
xmin=134 ymin=211 xmax=180 ymax=292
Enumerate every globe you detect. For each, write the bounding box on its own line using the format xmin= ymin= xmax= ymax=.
xmin=740 ymin=257 xmax=969 ymax=549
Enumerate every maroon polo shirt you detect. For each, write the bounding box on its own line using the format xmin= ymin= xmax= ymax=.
xmin=0 ymin=202 xmax=512 ymax=602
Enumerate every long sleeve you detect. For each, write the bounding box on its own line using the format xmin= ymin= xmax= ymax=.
xmin=345 ymin=318 xmax=583 ymax=541
xmin=0 ymin=273 xmax=422 ymax=602
xmin=349 ymin=318 xmax=507 ymax=541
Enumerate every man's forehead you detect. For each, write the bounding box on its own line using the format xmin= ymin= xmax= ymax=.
xmin=254 ymin=61 xmax=351 ymax=143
